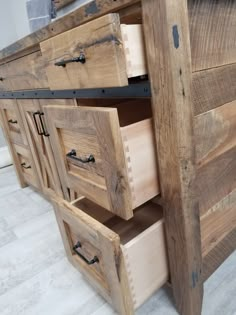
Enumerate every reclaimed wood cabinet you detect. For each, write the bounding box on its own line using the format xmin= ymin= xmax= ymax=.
xmin=0 ymin=1 xmax=235 ymax=315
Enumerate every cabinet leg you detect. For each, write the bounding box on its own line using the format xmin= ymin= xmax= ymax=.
xmin=142 ymin=0 xmax=204 ymax=314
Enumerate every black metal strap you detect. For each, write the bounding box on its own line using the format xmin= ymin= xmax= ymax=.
xmin=66 ymin=149 xmax=95 ymax=163
xmin=21 ymin=162 xmax=31 ymax=169
xmin=8 ymin=119 xmax=18 ymax=124
xmin=55 ymin=53 xmax=86 ymax=67
xmin=73 ymin=241 xmax=99 ymax=265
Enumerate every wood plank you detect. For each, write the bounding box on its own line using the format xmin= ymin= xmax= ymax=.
xmin=8 ymin=51 xmax=48 ymax=90
xmin=0 ymin=0 xmax=139 ymax=64
xmin=40 ymin=14 xmax=127 ymax=90
xmin=189 ymin=0 xmax=236 ymax=71
xmin=142 ymin=1 xmax=203 ymax=315
xmin=197 ymin=146 xmax=236 ymax=215
xmin=192 ymin=63 xmax=236 ymax=115
xmin=195 ymin=100 xmax=236 ymax=167
xmin=201 ymin=189 xmax=236 ymax=256
xmin=202 ymin=227 xmax=236 ymax=281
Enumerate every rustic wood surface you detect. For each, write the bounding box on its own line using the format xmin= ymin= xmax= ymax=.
xmin=142 ymin=1 xmax=203 ymax=315
xmin=40 ymin=14 xmax=128 ymax=90
xmin=192 ymin=63 xmax=236 ymax=116
xmin=7 ymin=51 xmax=49 ymax=90
xmin=189 ymin=0 xmax=236 ymax=71
xmin=202 ymin=228 xmax=236 ymax=281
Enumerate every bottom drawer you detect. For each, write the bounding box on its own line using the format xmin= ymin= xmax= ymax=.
xmin=53 ymin=198 xmax=168 ymax=314
xmin=14 ymin=144 xmax=40 ymax=189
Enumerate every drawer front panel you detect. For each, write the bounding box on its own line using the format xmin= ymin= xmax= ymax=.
xmin=8 ymin=51 xmax=49 ymax=91
xmin=0 ymin=99 xmax=28 ymax=146
xmin=53 ymin=199 xmax=121 ymax=302
xmin=0 ymin=64 xmax=12 ymax=91
xmin=14 ymin=144 xmax=40 ymax=189
xmin=45 ymin=105 xmax=133 ymax=219
xmin=40 ymin=14 xmax=128 ymax=90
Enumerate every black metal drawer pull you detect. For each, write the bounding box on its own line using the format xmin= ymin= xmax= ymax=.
xmin=55 ymin=53 xmax=86 ymax=67
xmin=33 ymin=111 xmax=44 ymax=136
xmin=39 ymin=112 xmax=50 ymax=137
xmin=21 ymin=162 xmax=31 ymax=169
xmin=0 ymin=77 xmax=4 ymax=82
xmin=73 ymin=241 xmax=99 ymax=265
xmin=8 ymin=119 xmax=18 ymax=124
xmin=66 ymin=149 xmax=95 ymax=163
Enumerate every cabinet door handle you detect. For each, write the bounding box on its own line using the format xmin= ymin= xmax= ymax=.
xmin=0 ymin=77 xmax=4 ymax=82
xmin=39 ymin=112 xmax=50 ymax=137
xmin=66 ymin=149 xmax=95 ymax=163
xmin=8 ymin=119 xmax=18 ymax=124
xmin=33 ymin=111 xmax=44 ymax=136
xmin=73 ymin=241 xmax=99 ymax=265
xmin=54 ymin=53 xmax=86 ymax=67
xmin=21 ymin=162 xmax=31 ymax=169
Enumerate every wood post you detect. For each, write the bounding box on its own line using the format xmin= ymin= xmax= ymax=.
xmin=142 ymin=0 xmax=203 ymax=314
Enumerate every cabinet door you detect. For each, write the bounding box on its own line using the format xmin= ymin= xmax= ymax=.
xmin=17 ymin=99 xmax=63 ymax=198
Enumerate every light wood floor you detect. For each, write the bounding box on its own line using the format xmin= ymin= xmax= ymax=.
xmin=0 ymin=165 xmax=235 ymax=315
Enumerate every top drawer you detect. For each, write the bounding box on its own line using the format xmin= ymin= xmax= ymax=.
xmin=40 ymin=14 xmax=147 ymax=90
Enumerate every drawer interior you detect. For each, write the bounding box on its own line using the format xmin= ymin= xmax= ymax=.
xmin=73 ymin=198 xmax=163 ymax=245
xmin=77 ymin=98 xmax=152 ymax=127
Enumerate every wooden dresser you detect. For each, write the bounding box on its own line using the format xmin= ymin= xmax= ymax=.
xmin=0 ymin=1 xmax=235 ymax=314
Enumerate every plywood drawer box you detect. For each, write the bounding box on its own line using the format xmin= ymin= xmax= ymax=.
xmin=0 ymin=99 xmax=28 ymax=146
xmin=13 ymin=144 xmax=40 ymax=189
xmin=40 ymin=14 xmax=147 ymax=90
xmin=7 ymin=51 xmax=49 ymax=91
xmin=53 ymin=198 xmax=168 ymax=314
xmin=44 ymin=100 xmax=159 ymax=219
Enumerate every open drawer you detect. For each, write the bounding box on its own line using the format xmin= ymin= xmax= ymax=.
xmin=40 ymin=14 xmax=147 ymax=90
xmin=44 ymin=100 xmax=160 ymax=219
xmin=53 ymin=197 xmax=168 ymax=315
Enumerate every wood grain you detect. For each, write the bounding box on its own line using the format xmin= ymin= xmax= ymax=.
xmin=195 ymin=100 xmax=236 ymax=166
xmin=202 ymin=227 xmax=236 ymax=281
xmin=201 ymin=189 xmax=236 ymax=256
xmin=142 ymin=1 xmax=203 ymax=315
xmin=40 ymin=14 xmax=128 ymax=90
xmin=197 ymin=146 xmax=236 ymax=215
xmin=8 ymin=51 xmax=48 ymax=90
xmin=189 ymin=0 xmax=236 ymax=71
xmin=192 ymin=63 xmax=236 ymax=115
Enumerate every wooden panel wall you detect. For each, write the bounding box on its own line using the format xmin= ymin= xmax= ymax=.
xmin=189 ymin=0 xmax=236 ymax=71
xmin=191 ymin=0 xmax=236 ymax=278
